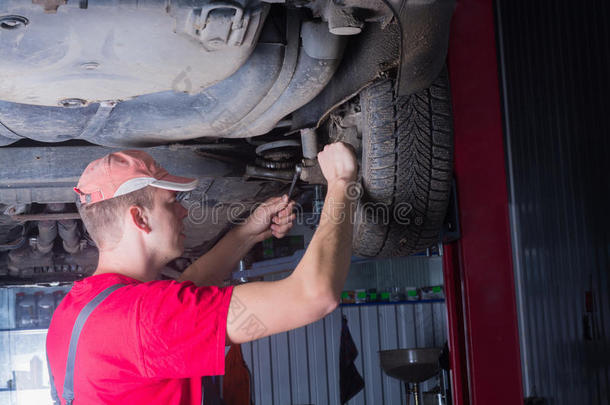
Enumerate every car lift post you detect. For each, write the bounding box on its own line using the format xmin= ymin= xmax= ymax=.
xmin=442 ymin=0 xmax=524 ymax=404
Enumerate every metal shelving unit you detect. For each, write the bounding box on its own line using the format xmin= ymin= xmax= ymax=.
xmin=0 ymin=286 xmax=69 ymax=405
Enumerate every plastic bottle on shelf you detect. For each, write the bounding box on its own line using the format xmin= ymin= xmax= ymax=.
xmin=405 ymin=287 xmax=420 ymax=301
xmin=389 ymin=286 xmax=404 ymax=302
xmin=340 ymin=290 xmax=355 ymax=304
xmin=379 ymin=289 xmax=391 ymax=302
xmin=53 ymin=290 xmax=66 ymax=308
xmin=367 ymin=288 xmax=378 ymax=303
xmin=15 ymin=292 xmax=25 ymax=328
xmin=355 ymin=289 xmax=367 ymax=304
xmin=16 ymin=292 xmax=36 ymax=328
xmin=36 ymin=291 xmax=55 ymax=328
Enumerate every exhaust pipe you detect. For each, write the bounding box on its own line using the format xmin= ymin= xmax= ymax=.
xmin=58 ymin=220 xmax=81 ymax=255
xmin=36 ymin=221 xmax=57 ymax=255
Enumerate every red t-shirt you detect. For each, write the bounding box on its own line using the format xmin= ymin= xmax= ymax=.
xmin=46 ymin=273 xmax=234 ymax=405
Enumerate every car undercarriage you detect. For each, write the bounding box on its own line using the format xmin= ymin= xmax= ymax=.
xmin=0 ymin=0 xmax=456 ymax=284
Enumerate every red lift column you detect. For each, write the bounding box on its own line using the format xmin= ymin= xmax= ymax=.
xmin=443 ymin=0 xmax=524 ymax=404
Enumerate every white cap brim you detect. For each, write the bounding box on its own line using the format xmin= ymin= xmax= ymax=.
xmin=151 ymin=177 xmax=199 ymax=192
xmin=113 ymin=175 xmax=198 ymax=197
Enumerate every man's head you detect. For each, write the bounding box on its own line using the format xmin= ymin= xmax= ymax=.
xmin=75 ymin=150 xmax=197 ymax=257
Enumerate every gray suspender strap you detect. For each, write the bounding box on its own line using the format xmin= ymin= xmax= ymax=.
xmin=62 ymin=283 xmax=126 ymax=404
xmin=48 ymin=283 xmax=126 ymax=405
xmin=47 ymin=352 xmax=60 ymax=405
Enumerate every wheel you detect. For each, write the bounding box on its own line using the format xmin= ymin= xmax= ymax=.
xmin=353 ymin=68 xmax=454 ymax=257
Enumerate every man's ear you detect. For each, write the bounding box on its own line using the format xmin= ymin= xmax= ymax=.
xmin=129 ymin=206 xmax=151 ymax=234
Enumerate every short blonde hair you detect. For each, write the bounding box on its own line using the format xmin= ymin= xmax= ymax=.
xmin=78 ymin=186 xmax=156 ymax=250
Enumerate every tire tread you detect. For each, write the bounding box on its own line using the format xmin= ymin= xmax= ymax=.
xmin=353 ymin=68 xmax=454 ymax=257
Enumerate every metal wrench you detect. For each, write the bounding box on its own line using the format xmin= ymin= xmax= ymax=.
xmin=287 ymin=165 xmax=302 ymax=198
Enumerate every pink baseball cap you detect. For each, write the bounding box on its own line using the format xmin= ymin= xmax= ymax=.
xmin=74 ymin=150 xmax=198 ymax=205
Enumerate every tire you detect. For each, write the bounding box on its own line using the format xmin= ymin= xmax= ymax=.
xmin=353 ymin=68 xmax=454 ymax=257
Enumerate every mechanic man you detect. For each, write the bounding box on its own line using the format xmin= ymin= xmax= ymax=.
xmin=46 ymin=142 xmax=358 ymax=404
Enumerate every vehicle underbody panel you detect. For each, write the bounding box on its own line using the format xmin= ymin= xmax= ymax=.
xmin=0 ymin=0 xmax=269 ymax=106
xmin=0 ymin=0 xmax=454 ymax=147
xmin=0 ymin=0 xmax=456 ymax=281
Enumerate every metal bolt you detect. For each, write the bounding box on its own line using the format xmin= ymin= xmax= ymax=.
xmin=58 ymin=98 xmax=87 ymax=108
xmin=326 ymin=4 xmax=363 ymax=36
xmin=205 ymin=38 xmax=226 ymax=49
xmin=80 ymin=62 xmax=100 ymax=70
xmin=0 ymin=15 xmax=29 ymax=30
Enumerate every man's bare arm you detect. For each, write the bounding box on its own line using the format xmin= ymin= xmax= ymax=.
xmin=226 ymin=143 xmax=357 ymax=344
xmin=177 ymin=227 xmax=257 ymax=286
xmin=179 ymin=197 xmax=295 ymax=286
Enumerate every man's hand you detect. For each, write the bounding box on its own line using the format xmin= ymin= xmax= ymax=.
xmin=226 ymin=142 xmax=359 ymax=345
xmin=239 ymin=195 xmax=296 ymax=242
xmin=179 ymin=195 xmax=295 ymax=286
xmin=317 ymin=142 xmax=358 ymax=185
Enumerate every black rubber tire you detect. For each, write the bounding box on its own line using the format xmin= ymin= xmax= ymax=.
xmin=353 ymin=69 xmax=454 ymax=257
